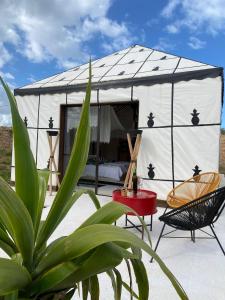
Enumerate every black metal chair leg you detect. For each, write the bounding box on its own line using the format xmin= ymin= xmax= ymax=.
xmin=150 ymin=215 xmax=153 ymax=231
xmin=142 ymin=216 xmax=144 ymax=240
xmin=125 ymin=215 xmax=128 ymax=226
xmin=150 ymin=223 xmax=166 ymax=263
xmin=163 ymin=206 xmax=168 ymax=214
xmin=191 ymin=230 xmax=196 ymax=243
xmin=210 ymin=225 xmax=225 ymax=256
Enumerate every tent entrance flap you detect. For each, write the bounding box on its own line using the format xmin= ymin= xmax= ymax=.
xmin=60 ymin=101 xmax=139 ymax=194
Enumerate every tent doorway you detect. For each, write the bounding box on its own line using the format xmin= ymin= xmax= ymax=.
xmin=59 ymin=101 xmax=139 ymax=195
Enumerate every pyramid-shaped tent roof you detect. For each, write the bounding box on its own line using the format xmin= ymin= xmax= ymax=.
xmin=16 ymin=44 xmax=220 ymax=94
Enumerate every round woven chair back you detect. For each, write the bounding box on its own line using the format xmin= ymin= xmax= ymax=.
xmin=161 ymin=187 xmax=225 ymax=231
xmin=167 ymin=172 xmax=221 ymax=208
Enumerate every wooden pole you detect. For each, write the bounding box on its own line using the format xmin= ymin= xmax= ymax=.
xmin=124 ymin=132 xmax=142 ymax=190
xmin=47 ymin=131 xmax=60 ymax=195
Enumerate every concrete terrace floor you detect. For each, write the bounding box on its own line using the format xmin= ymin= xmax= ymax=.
xmin=0 ymin=191 xmax=224 ymax=299
xmin=40 ymin=192 xmax=225 ymax=300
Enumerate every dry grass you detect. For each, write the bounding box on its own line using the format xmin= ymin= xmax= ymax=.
xmin=0 ymin=127 xmax=12 ymax=182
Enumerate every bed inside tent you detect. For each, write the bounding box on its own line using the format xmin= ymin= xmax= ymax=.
xmin=61 ymin=101 xmax=139 ymax=190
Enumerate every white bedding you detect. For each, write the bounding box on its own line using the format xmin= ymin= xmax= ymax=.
xmin=82 ymin=162 xmax=129 ymax=181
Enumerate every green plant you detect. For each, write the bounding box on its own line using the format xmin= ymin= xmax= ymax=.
xmin=0 ymin=66 xmax=188 ymax=300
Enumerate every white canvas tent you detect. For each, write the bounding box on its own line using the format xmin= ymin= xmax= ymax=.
xmin=13 ymin=44 xmax=224 ymax=200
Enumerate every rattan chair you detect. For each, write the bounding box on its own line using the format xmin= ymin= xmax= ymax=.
xmin=167 ymin=172 xmax=221 ymax=208
xmin=151 ymin=187 xmax=225 ymax=262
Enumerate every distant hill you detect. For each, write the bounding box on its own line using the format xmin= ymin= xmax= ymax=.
xmin=0 ymin=126 xmax=224 ymax=183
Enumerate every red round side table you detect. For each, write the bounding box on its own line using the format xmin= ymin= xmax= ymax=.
xmin=112 ymin=189 xmax=157 ymax=238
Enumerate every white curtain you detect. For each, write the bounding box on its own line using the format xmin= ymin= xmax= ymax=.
xmin=67 ymin=105 xmax=124 ymax=144
xmin=91 ymin=106 xmax=124 ymax=143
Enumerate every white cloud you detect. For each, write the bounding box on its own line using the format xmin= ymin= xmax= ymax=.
xmin=162 ymin=0 xmax=225 ymax=35
xmin=153 ymin=38 xmax=175 ymax=51
xmin=0 ymin=44 xmax=12 ymax=69
xmin=0 ymin=74 xmax=16 ymax=126
xmin=188 ymin=37 xmax=206 ymax=50
xmin=161 ymin=0 xmax=180 ymax=18
xmin=0 ymin=114 xmax=11 ymax=127
xmin=0 ymin=0 xmax=133 ymax=68
xmin=166 ymin=24 xmax=179 ymax=34
xmin=146 ymin=18 xmax=159 ymax=28
xmin=0 ymin=71 xmax=14 ymax=80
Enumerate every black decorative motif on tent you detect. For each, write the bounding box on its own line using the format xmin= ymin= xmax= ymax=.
xmin=49 ymin=117 xmax=54 ymax=129
xmin=147 ymin=112 xmax=155 ymax=128
xmin=24 ymin=116 xmax=28 ymax=127
xmin=129 ymin=60 xmax=135 ymax=64
xmin=152 ymin=66 xmax=159 ymax=71
xmin=147 ymin=163 xmax=155 ymax=179
xmin=191 ymin=109 xmax=200 ymax=125
xmin=139 ymin=48 xmax=144 ymax=52
xmin=192 ymin=165 xmax=202 ymax=176
xmin=161 ymin=56 xmax=167 ymax=60
xmin=118 ymin=71 xmax=125 ymax=75
xmin=100 ymin=64 xmax=105 ymax=67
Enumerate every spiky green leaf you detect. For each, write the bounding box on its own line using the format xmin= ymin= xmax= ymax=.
xmin=36 ymin=224 xmax=188 ymax=299
xmin=131 ymin=259 xmax=149 ymax=300
xmin=0 ymin=178 xmax=34 ymax=267
xmin=0 ymin=77 xmax=39 ymax=225
xmin=37 ymin=64 xmax=92 ymax=248
xmin=0 ymin=258 xmax=31 ymax=295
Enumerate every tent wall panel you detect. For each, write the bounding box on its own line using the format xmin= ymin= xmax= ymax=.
xmin=137 ymin=128 xmax=172 ymax=180
xmin=16 ymin=95 xmax=39 ymax=127
xmin=67 ymin=90 xmax=98 ymax=104
xmin=134 ymin=83 xmax=172 ymax=127
xmin=98 ymin=87 xmax=132 ymax=103
xmin=173 ymin=77 xmax=222 ymax=126
xmin=39 ymin=93 xmax=66 ymax=128
xmin=11 ymin=128 xmax=37 ymax=183
xmin=173 ymin=126 xmax=220 ymax=180
xmin=11 ymin=128 xmax=37 ymax=167
xmin=11 ymin=141 xmax=15 ymax=168
xmin=142 ymin=180 xmax=173 ymax=201
xmin=67 ymin=91 xmax=88 ymax=104
xmin=11 ymin=166 xmax=15 ymax=182
xmin=27 ymin=129 xmax=38 ymax=162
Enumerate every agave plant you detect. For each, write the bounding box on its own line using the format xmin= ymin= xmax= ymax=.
xmin=0 ymin=65 xmax=188 ymax=300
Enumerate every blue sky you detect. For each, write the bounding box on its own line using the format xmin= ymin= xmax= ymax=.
xmin=0 ymin=0 xmax=225 ymax=127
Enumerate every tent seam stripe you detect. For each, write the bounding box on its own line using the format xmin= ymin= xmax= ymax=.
xmin=132 ymin=49 xmax=154 ymax=78
xmin=98 ymin=46 xmax=134 ymax=82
